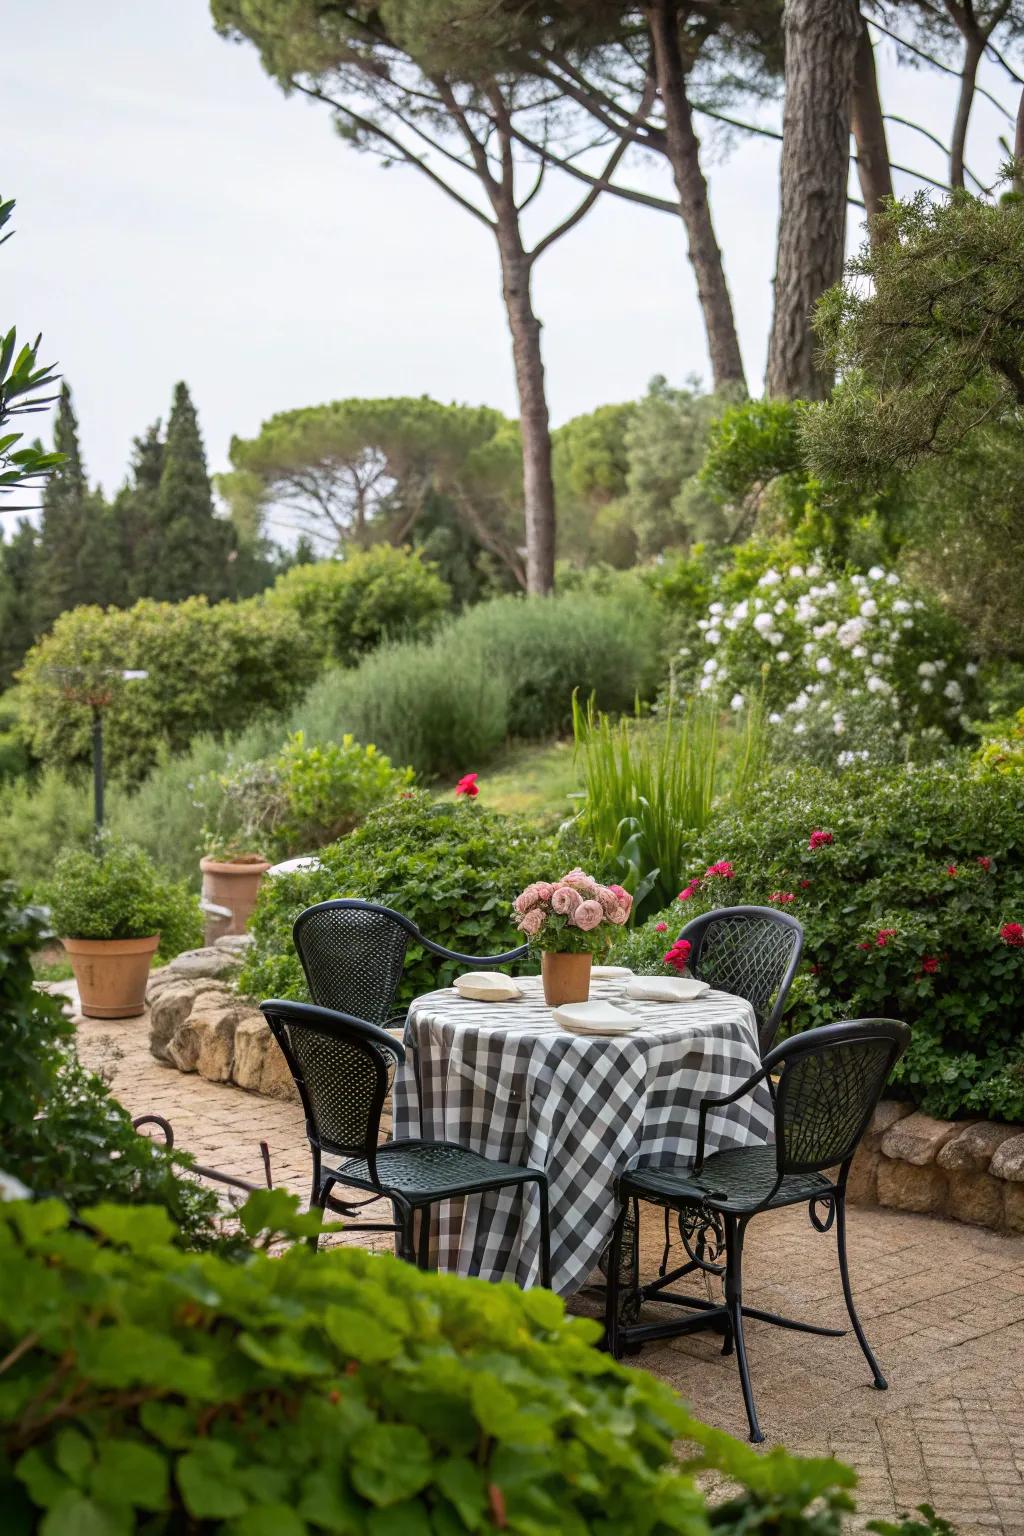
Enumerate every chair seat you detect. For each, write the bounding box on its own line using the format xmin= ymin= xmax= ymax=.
xmin=620 ymin=1144 xmax=835 ymax=1215
xmin=331 ymin=1139 xmax=538 ymax=1202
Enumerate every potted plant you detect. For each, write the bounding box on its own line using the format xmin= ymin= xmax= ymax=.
xmin=512 ymin=868 xmax=632 ymax=1005
xmin=48 ymin=838 xmax=202 ymax=1019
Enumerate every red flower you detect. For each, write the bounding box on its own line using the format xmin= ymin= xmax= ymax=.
xmin=663 ymin=938 xmax=692 ymax=974
xmin=977 ymin=856 xmax=992 ymax=873
xmin=921 ymin=955 xmax=940 ymax=974
xmin=1000 ymin=922 xmax=1024 ymax=948
xmin=455 ymin=773 xmax=479 ymax=798
xmin=769 ymin=891 xmax=795 ymax=904
xmin=857 ymin=941 xmax=872 ymax=951
xmin=946 ymin=865 xmax=958 ymax=878
xmin=677 ymin=878 xmax=702 ymax=902
xmin=705 ymin=860 xmax=734 ymax=880
xmin=876 ymin=928 xmax=897 ymax=948
xmin=808 ymin=829 xmax=833 ymax=850
xmin=799 ymin=879 xmax=811 ymax=889
xmin=809 ymin=963 xmax=821 ymax=976
xmin=654 ymin=922 xmax=668 ymax=933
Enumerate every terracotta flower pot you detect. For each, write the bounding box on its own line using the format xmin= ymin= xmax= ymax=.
xmin=61 ymin=934 xmax=160 ymax=1019
xmin=200 ymin=855 xmax=271 ymax=943
xmin=541 ymin=950 xmax=592 ymax=1007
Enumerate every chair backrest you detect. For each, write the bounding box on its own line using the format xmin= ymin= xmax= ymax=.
xmin=680 ymin=905 xmax=804 ymax=1055
xmin=260 ymin=999 xmax=404 ymax=1171
xmin=293 ymin=901 xmax=413 ymax=1026
xmin=763 ymin=1019 xmax=911 ymax=1177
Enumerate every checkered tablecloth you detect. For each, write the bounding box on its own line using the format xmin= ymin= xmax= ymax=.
xmin=392 ymin=975 xmax=774 ymax=1296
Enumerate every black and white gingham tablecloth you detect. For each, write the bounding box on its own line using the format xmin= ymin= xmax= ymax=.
xmin=392 ymin=975 xmax=774 ymax=1295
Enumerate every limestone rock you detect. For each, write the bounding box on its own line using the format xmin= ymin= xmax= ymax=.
xmin=943 ymin=1170 xmax=1004 ymax=1229
xmin=846 ymin=1148 xmax=880 ymax=1206
xmin=990 ymin=1133 xmax=1024 ymax=1183
xmin=232 ymin=1014 xmax=273 ymax=1093
xmin=1004 ymin=1183 xmax=1024 ymax=1233
xmin=167 ymin=1000 xmax=240 ymax=1081
xmin=937 ymin=1121 xmax=1024 ymax=1174
xmin=876 ymin=1158 xmax=947 ymax=1216
xmin=257 ymin=1035 xmax=299 ymax=1103
xmin=880 ymin=1112 xmax=964 ymax=1167
xmin=215 ymin=933 xmax=253 ymax=955
xmin=862 ymin=1101 xmax=913 ymax=1153
xmin=169 ymin=946 xmax=240 ymax=981
xmin=149 ymin=982 xmax=199 ymax=1062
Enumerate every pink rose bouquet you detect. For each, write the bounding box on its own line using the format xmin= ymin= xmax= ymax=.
xmin=512 ymin=871 xmax=632 ymax=953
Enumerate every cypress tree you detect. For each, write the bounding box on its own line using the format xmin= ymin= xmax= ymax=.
xmin=0 ymin=518 xmax=41 ymax=685
xmin=150 ymin=382 xmax=234 ymax=601
xmin=113 ymin=420 xmax=165 ymax=600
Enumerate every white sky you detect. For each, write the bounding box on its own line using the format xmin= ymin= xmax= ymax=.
xmin=3 ymin=0 xmax=1020 ymax=534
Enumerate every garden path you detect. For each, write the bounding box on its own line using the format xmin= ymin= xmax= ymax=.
xmin=73 ymin=1003 xmax=1024 ymax=1536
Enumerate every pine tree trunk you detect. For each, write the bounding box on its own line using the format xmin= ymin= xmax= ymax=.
xmin=950 ymin=33 xmax=983 ymax=191
xmin=850 ymin=19 xmax=892 ymax=233
xmin=495 ymin=218 xmax=556 ymax=595
xmin=766 ymin=0 xmax=860 ymax=401
xmin=645 ymin=0 xmax=747 ymax=394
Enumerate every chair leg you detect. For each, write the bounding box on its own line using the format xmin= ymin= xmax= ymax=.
xmin=836 ymin=1194 xmax=887 ymax=1390
xmin=391 ymin=1198 xmax=416 ymax=1265
xmin=604 ymin=1199 xmax=628 ymax=1358
xmin=534 ymin=1177 xmax=552 ymax=1289
xmin=725 ymin=1216 xmax=763 ymax=1443
xmin=416 ymin=1205 xmax=432 ymax=1271
xmin=308 ymin=1172 xmax=334 ymax=1253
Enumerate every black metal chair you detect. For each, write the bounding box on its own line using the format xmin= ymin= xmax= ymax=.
xmin=292 ymin=898 xmax=528 ymax=1030
xmin=679 ymin=905 xmax=804 ymax=1056
xmin=260 ymin=998 xmax=552 ymax=1284
xmin=604 ymin=1018 xmax=911 ymax=1443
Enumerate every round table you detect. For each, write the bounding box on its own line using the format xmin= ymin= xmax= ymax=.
xmin=391 ymin=974 xmax=773 ymax=1295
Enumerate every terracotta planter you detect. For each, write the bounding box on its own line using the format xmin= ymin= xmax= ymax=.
xmin=62 ymin=934 xmax=160 ymax=1019
xmin=541 ymin=950 xmax=592 ymax=1007
xmin=200 ymin=855 xmax=271 ymax=943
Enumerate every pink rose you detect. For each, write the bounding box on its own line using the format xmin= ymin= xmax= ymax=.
xmin=616 ymin=888 xmax=633 ymax=918
xmin=573 ymin=899 xmax=604 ymax=931
xmin=597 ymin=886 xmax=620 ymax=916
xmin=514 ymin=885 xmax=539 ymax=914
xmin=607 ymin=905 xmax=629 ymax=925
xmin=535 ymin=881 xmax=555 ymax=902
xmin=518 ymin=908 xmax=545 ymax=937
xmin=561 ymin=867 xmax=598 ymax=893
xmin=551 ymin=884 xmax=582 ymax=916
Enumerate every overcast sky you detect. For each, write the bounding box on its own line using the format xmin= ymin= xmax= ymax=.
xmin=4 ymin=1 xmax=1020 ymax=536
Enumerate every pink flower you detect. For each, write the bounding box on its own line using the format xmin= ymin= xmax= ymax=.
xmin=607 ymin=905 xmax=629 ymax=926
xmin=769 ymin=891 xmax=795 ymax=905
xmin=518 ymin=908 xmax=545 ymax=937
xmin=455 ymin=772 xmax=479 ymax=798
xmin=535 ymin=881 xmax=555 ymax=902
xmin=514 ymin=885 xmax=540 ymax=914
xmin=561 ymin=867 xmax=598 ymax=892
xmin=705 ymin=860 xmax=734 ymax=880
xmin=597 ymin=886 xmax=620 ymax=917
xmin=677 ymin=879 xmax=701 ymax=902
xmin=663 ymin=938 xmax=692 ymax=974
xmin=573 ymin=899 xmax=604 ymax=932
xmin=608 ymin=884 xmax=629 ymax=902
xmin=809 ymin=829 xmax=833 ymax=850
xmin=976 ymin=857 xmax=992 ymax=873
xmin=551 ymin=884 xmax=582 ymax=917
xmin=654 ymin=922 xmax=668 ymax=933
xmin=946 ymin=865 xmax=958 ymax=878
xmin=921 ymin=954 xmax=940 ymax=975
xmin=1000 ymin=922 xmax=1024 ymax=948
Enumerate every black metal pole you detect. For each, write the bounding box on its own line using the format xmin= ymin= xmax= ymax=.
xmin=92 ymin=706 xmax=104 ymax=834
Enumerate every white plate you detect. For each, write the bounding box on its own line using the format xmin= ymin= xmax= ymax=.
xmin=624 ymin=976 xmax=710 ymax=1003
xmin=552 ymin=1001 xmax=637 ymax=1036
xmin=453 ymin=971 xmax=522 ymax=1002
xmin=591 ymin=965 xmax=634 ymax=979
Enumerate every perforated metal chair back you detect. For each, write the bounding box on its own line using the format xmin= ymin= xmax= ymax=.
xmin=260 ymin=998 xmax=401 ymax=1164
xmin=293 ymin=902 xmax=411 ymax=1027
xmin=680 ymin=905 xmax=804 ymax=1054
xmin=767 ymin=1019 xmax=911 ymax=1177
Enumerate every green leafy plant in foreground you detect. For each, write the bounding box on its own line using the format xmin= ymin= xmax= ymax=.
xmin=0 ymin=1188 xmax=867 ymax=1535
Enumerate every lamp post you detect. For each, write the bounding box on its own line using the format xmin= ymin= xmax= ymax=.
xmin=42 ymin=667 xmax=149 ymax=835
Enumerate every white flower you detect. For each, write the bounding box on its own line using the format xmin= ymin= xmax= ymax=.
xmin=757 ymin=568 xmax=781 ymax=587
xmin=724 ymin=618 xmax=738 ymax=632
xmin=965 ymin=661 xmax=978 ymax=677
xmin=920 ymin=679 xmax=933 ymax=693
xmin=776 ymin=651 xmax=791 ymax=664
xmin=934 ymin=659 xmax=946 ymax=672
xmin=868 ymin=565 xmax=884 ymax=581
xmin=791 ymin=692 xmax=810 ymax=713
xmin=860 ymin=598 xmax=878 ymax=618
xmin=730 ymin=693 xmax=745 ymax=712
xmin=892 ymin=599 xmax=911 ymax=614
xmin=902 ymin=619 xmax=914 ymax=630
xmin=833 ymin=716 xmax=846 ymax=736
xmin=851 ymin=644 xmax=867 ymax=659
xmin=803 ymin=641 xmax=815 ymax=655
xmin=943 ymin=679 xmax=962 ymax=701
xmin=699 ymin=676 xmax=713 ymax=692
xmin=768 ymin=711 xmax=781 ymax=724
xmin=774 ymin=597 xmax=788 ymax=615
xmin=703 ymin=658 xmax=718 ymax=675
xmin=872 ymin=653 xmax=886 ymax=666
xmin=705 ymin=627 xmax=721 ymax=645
xmin=793 ymin=722 xmax=806 ymax=735
xmin=733 ymin=600 xmax=749 ymax=621
xmin=917 ymin=661 xmax=937 ymax=677
xmin=697 ymin=617 xmax=709 ymax=631
xmin=825 ymin=580 xmax=838 ymax=596
xmin=806 ymin=563 xmax=822 ymax=578
xmin=837 ymin=617 xmax=866 ymax=649
xmin=709 ymin=601 xmax=724 ymax=616
xmin=813 ymin=620 xmax=837 ymax=639
xmin=886 ymin=572 xmax=900 ymax=586
xmin=866 ymin=675 xmax=887 ymax=694
xmin=788 ymin=564 xmax=805 ymax=579
xmin=753 ymin=611 xmax=774 ymax=634
xmin=816 ymin=656 xmax=833 ymax=675
xmin=768 ymin=631 xmax=783 ymax=646
xmin=914 ymin=600 xmax=925 ymax=610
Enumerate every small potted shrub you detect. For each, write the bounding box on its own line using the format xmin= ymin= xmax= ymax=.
xmin=48 ymin=838 xmax=202 ymax=1019
xmin=512 ymin=868 xmax=632 ymax=1004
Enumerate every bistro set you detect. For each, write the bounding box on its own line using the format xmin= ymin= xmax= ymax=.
xmin=259 ymin=899 xmax=909 ymax=1444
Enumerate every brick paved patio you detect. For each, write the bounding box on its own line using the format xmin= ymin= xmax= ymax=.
xmin=74 ymin=1006 xmax=1024 ymax=1535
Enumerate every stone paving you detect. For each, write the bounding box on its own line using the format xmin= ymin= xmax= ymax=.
xmin=74 ymin=1006 xmax=1024 ymax=1535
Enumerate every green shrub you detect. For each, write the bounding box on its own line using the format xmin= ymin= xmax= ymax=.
xmin=201 ymin=730 xmax=414 ymax=859
xmin=0 ymin=769 xmax=94 ymax=891
xmin=615 ymin=763 xmax=1024 ymax=1122
xmin=240 ymin=793 xmax=554 ymax=1006
xmin=270 ymin=544 xmax=452 ymax=662
xmin=0 ymin=885 xmax=219 ymax=1245
xmin=0 ymin=1189 xmax=879 ymax=1536
xmin=46 ymin=838 xmax=202 ymax=961
xmin=17 ymin=595 xmax=319 ymax=783
xmin=973 ymin=706 xmax=1024 ymax=774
